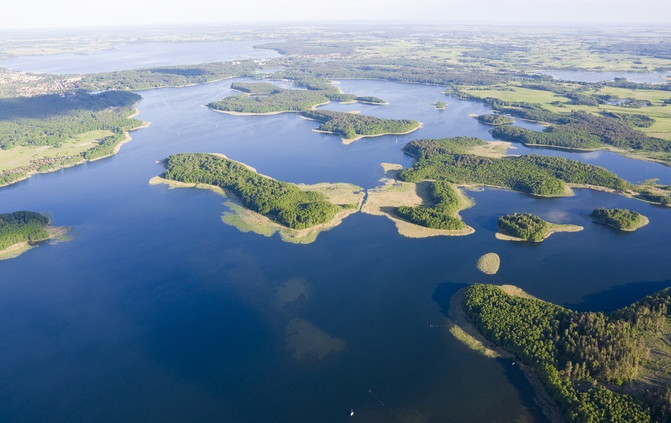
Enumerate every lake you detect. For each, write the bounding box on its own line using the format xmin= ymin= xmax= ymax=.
xmin=1 ymin=74 xmax=670 ymax=421
xmin=0 ymin=40 xmax=279 ymax=74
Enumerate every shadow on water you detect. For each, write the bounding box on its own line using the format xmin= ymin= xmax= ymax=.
xmin=567 ymin=280 xmax=671 ymax=313
xmin=433 ymin=282 xmax=550 ymax=423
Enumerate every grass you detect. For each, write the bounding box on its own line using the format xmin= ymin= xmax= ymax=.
xmin=0 ymin=129 xmax=113 ymax=172
xmin=476 ymin=253 xmax=501 ymax=275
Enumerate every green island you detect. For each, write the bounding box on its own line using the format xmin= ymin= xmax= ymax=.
xmin=151 ymin=153 xmax=363 ymax=244
xmin=435 ymin=101 xmax=447 ymax=110
xmin=300 ymin=109 xmax=421 ymax=144
xmin=395 ymin=180 xmax=467 ymax=230
xmin=354 ymin=96 xmax=387 ymax=105
xmin=208 ymin=83 xmax=329 ymax=115
xmin=0 ymin=211 xmax=69 ymax=260
xmin=361 ymin=163 xmax=475 ymax=238
xmin=0 ymin=90 xmax=146 ymax=187
xmin=590 ymin=207 xmax=649 ymax=231
xmin=496 ymin=212 xmax=583 ymax=242
xmin=456 ymin=283 xmax=671 ymax=423
xmin=476 ymin=113 xmax=514 ymax=126
xmin=398 ymin=137 xmax=671 ymax=205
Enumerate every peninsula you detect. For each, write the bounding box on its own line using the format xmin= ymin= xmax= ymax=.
xmin=590 ymin=207 xmax=649 ymax=231
xmin=300 ymin=109 xmax=421 ymax=144
xmin=0 ymin=211 xmax=70 ymax=260
xmin=496 ymin=212 xmax=583 ymax=242
xmin=151 ymin=153 xmax=363 ymax=244
xmin=457 ymin=283 xmax=671 ymax=422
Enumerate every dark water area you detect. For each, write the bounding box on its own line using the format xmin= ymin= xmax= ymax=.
xmin=0 ymin=40 xmax=279 ymax=74
xmin=1 ymin=74 xmax=670 ymax=422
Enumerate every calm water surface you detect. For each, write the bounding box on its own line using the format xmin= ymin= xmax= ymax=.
xmin=0 ymin=40 xmax=279 ymax=74
xmin=1 ymin=75 xmax=670 ymax=422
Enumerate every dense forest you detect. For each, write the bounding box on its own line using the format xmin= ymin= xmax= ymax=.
xmin=590 ymin=208 xmax=646 ymax=231
xmin=395 ymin=181 xmax=466 ymax=230
xmin=497 ymin=212 xmax=550 ymax=241
xmin=0 ymin=90 xmax=141 ymax=150
xmin=399 ymin=138 xmax=630 ymax=197
xmin=162 ymin=153 xmax=340 ymax=229
xmin=354 ymin=96 xmax=387 ymax=105
xmin=476 ymin=114 xmax=513 ymax=126
xmin=79 ymin=61 xmax=259 ymax=91
xmin=208 ymin=86 xmax=328 ymax=113
xmin=230 ymin=82 xmax=284 ymax=95
xmin=0 ymin=211 xmax=51 ymax=250
xmin=463 ymin=284 xmax=671 ymax=422
xmin=301 ymin=109 xmax=419 ymax=140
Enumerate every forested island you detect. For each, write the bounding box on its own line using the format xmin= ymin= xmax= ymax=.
xmin=0 ymin=211 xmax=69 ymax=259
xmin=459 ymin=284 xmax=671 ymax=422
xmin=354 ymin=96 xmax=387 ymax=105
xmin=395 ymin=180 xmax=467 ymax=230
xmin=497 ymin=212 xmax=582 ymax=242
xmin=476 ymin=114 xmax=513 ymax=126
xmin=590 ymin=207 xmax=649 ymax=231
xmin=208 ymin=83 xmax=329 ymax=114
xmin=399 ymin=137 xmax=639 ymax=198
xmin=300 ymin=109 xmax=421 ymax=143
xmin=153 ymin=153 xmax=363 ymax=244
xmin=0 ymin=90 xmax=145 ymax=187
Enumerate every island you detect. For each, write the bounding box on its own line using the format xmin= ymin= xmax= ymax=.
xmin=435 ymin=101 xmax=447 ymax=110
xmin=590 ymin=207 xmax=649 ymax=231
xmin=0 ymin=90 xmax=147 ymax=187
xmin=300 ymin=109 xmax=421 ymax=144
xmin=208 ymin=83 xmax=330 ymax=115
xmin=476 ymin=252 xmax=500 ymax=275
xmin=150 ymin=153 xmax=363 ymax=244
xmin=496 ymin=212 xmax=583 ymax=242
xmin=454 ymin=283 xmax=671 ymax=422
xmin=0 ymin=211 xmax=70 ymax=260
xmin=361 ymin=163 xmax=474 ymax=238
xmin=476 ymin=113 xmax=513 ymax=126
xmin=354 ymin=96 xmax=387 ymax=105
xmin=398 ymin=136 xmax=671 ymax=205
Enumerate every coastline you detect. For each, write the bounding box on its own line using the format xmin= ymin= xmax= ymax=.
xmin=447 ymin=287 xmax=563 ymax=423
xmin=0 ymin=225 xmax=71 ymax=261
xmin=591 ymin=214 xmax=650 ymax=232
xmin=149 ymin=175 xmax=364 ymax=245
xmin=207 ymin=100 xmax=332 ymax=116
xmin=362 ymin=164 xmax=475 ymax=238
xmin=0 ymin=106 xmax=150 ymax=188
xmin=495 ymin=223 xmax=583 ymax=242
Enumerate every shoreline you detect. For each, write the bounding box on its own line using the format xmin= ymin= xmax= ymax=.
xmin=495 ymin=223 xmax=583 ymax=242
xmin=0 ymin=225 xmax=71 ymax=261
xmin=207 ymin=100 xmax=331 ymax=116
xmin=591 ymin=214 xmax=650 ymax=232
xmin=308 ymin=121 xmax=423 ymax=145
xmin=149 ymin=174 xmax=364 ymax=245
xmin=447 ymin=287 xmax=563 ymax=423
xmin=0 ymin=106 xmax=150 ymax=188
xmin=362 ymin=165 xmax=475 ymax=238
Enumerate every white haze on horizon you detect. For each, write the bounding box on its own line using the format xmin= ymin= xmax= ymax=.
xmin=2 ymin=0 xmax=671 ymax=29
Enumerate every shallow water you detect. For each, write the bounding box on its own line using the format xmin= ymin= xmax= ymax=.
xmin=0 ymin=75 xmax=670 ymax=422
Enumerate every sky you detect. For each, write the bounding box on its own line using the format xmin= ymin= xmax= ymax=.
xmin=3 ymin=0 xmax=671 ymax=29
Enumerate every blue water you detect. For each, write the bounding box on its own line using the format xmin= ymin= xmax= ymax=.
xmin=1 ymin=76 xmax=670 ymax=422
xmin=0 ymin=40 xmax=279 ymax=74
xmin=543 ymin=70 xmax=671 ymax=84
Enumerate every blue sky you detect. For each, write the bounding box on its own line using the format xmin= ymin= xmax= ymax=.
xmin=3 ymin=0 xmax=671 ymax=29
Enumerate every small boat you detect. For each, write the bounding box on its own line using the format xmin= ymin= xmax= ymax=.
xmin=350 ymin=409 xmax=355 ymax=416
